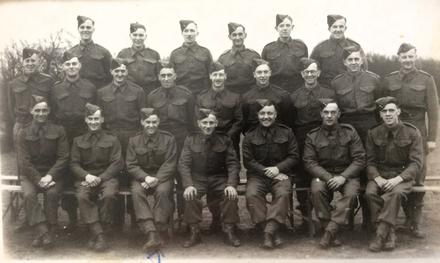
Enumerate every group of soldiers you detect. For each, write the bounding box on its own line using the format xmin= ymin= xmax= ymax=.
xmin=7 ymin=13 xmax=438 ymax=254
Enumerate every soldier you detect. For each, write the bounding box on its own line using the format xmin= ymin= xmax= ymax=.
xmin=218 ymin=22 xmax=261 ymax=95
xmin=66 ymin=15 xmax=112 ymax=89
xmin=117 ymin=22 xmax=161 ymax=96
xmin=178 ymin=109 xmax=241 ymax=248
xmin=364 ymin=97 xmax=424 ymax=252
xmin=303 ymin=99 xmax=366 ymax=248
xmin=290 ymin=58 xmax=335 ymax=224
xmin=261 ymin=14 xmax=308 ymax=93
xmin=70 ymin=103 xmax=123 ymax=252
xmin=383 ymin=43 xmax=439 ymax=238
xmin=311 ymin=15 xmax=364 ymax=87
xmin=16 ymin=95 xmax=69 ymax=248
xmin=126 ymin=108 xmax=177 ymax=252
xmin=242 ymin=59 xmax=292 ymax=133
xmin=243 ymin=100 xmax=299 ymax=249
xmin=169 ymin=20 xmax=213 ymax=95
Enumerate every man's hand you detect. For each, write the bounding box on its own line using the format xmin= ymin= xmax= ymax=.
xmin=374 ymin=176 xmax=388 ymax=189
xmin=264 ymin=166 xmax=279 ymax=178
xmin=183 ymin=186 xmax=197 ymax=201
xmin=144 ymin=176 xmax=158 ymax=188
xmin=383 ymin=176 xmax=403 ymax=192
xmin=85 ymin=174 xmax=101 ymax=187
xmin=273 ymin=173 xmax=289 ymax=181
xmin=38 ymin=175 xmax=53 ymax=189
xmin=224 ymin=186 xmax=238 ymax=200
xmin=427 ymin=141 xmax=436 ymax=153
xmin=327 ymin=176 xmax=346 ymax=191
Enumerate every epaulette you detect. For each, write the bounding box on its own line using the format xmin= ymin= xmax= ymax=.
xmin=419 ymin=70 xmax=433 ymax=77
xmin=175 ymin=85 xmax=192 ymax=95
xmin=340 ymin=123 xmax=356 ymax=132
xmin=314 ymin=39 xmax=329 ymax=48
xmin=149 ymin=88 xmax=161 ymax=95
xmin=365 ymin=70 xmax=380 ymax=79
xmin=263 ymin=41 xmax=277 ymax=49
xmin=102 ymin=129 xmax=117 ymax=137
xmin=39 ymin=72 xmax=53 ymax=79
xmin=159 ymin=129 xmax=174 ymax=137
xmin=276 ymin=123 xmax=292 ymax=131
xmin=386 ymin=71 xmax=399 ymax=76
xmin=402 ymin=122 xmax=418 ymax=131
xmin=245 ymin=48 xmax=260 ymax=56
xmin=54 ymin=80 xmax=63 ymax=86
xmin=308 ymin=126 xmax=321 ymax=134
xmin=332 ymin=73 xmax=344 ymax=81
xmin=271 ymin=84 xmax=289 ymax=95
xmin=346 ymin=38 xmax=360 ymax=46
xmin=293 ymin=38 xmax=306 ymax=46
xmin=219 ymin=49 xmax=232 ymax=57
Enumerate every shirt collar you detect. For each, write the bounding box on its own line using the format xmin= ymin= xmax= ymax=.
xmin=143 ymin=131 xmax=159 ymax=144
xmin=79 ymin=40 xmax=94 ymax=50
xmin=30 ymin=120 xmax=48 ymax=134
xmin=277 ymin=37 xmax=293 ymax=46
xmin=84 ymin=129 xmax=103 ymax=141
xmin=399 ymin=67 xmax=418 ymax=81
xmin=182 ymin=42 xmax=198 ymax=52
xmin=231 ymin=45 xmax=246 ymax=56
xmin=112 ymin=82 xmax=127 ymax=93
xmin=130 ymin=46 xmax=146 ymax=57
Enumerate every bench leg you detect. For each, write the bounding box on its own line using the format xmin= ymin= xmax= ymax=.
xmin=306 ymin=190 xmax=316 ymax=237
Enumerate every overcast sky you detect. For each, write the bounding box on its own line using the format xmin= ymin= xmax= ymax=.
xmin=0 ymin=0 xmax=440 ymax=60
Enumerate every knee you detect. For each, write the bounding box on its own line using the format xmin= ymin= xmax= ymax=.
xmin=155 ymin=185 xmax=171 ymax=199
xmin=311 ymin=180 xmax=326 ymax=196
xmin=23 ymin=190 xmax=37 ymax=202
xmin=245 ymin=188 xmax=260 ymax=201
xmin=102 ymin=189 xmax=117 ymax=200
xmin=76 ymin=190 xmax=89 ymax=202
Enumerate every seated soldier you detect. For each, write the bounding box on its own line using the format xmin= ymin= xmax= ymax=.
xmin=126 ymin=108 xmax=177 ymax=252
xmin=242 ymin=100 xmax=299 ymax=249
xmin=70 ymin=103 xmax=123 ymax=252
xmin=178 ymin=109 xmax=241 ymax=248
xmin=303 ymin=99 xmax=366 ymax=248
xmin=365 ymin=97 xmax=424 ymax=252
xmin=16 ymin=95 xmax=69 ymax=248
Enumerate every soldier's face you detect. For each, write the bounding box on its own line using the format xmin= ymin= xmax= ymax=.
xmin=62 ymin=57 xmax=81 ymax=77
xmin=343 ymin=51 xmax=363 ymax=72
xmin=229 ymin=26 xmax=246 ymax=47
xmin=254 ymin=64 xmax=271 ymax=87
xmin=159 ymin=68 xmax=177 ymax=89
xmin=210 ymin=69 xmax=227 ymax=90
xmin=31 ymin=102 xmax=50 ymax=123
xmin=258 ymin=105 xmax=277 ymax=127
xmin=23 ymin=54 xmax=40 ymax=75
xmin=85 ymin=110 xmax=104 ymax=131
xmin=141 ymin=115 xmax=160 ymax=135
xmin=380 ymin=103 xmax=401 ymax=127
xmin=301 ymin=63 xmax=320 ymax=85
xmin=329 ymin=19 xmax=347 ymax=39
xmin=78 ymin=20 xmax=95 ymax=41
xmin=398 ymin=49 xmax=417 ymax=71
xmin=321 ymin=103 xmax=340 ymax=126
xmin=276 ymin=18 xmax=293 ymax=38
xmin=198 ymin=114 xmax=218 ymax=135
xmin=130 ymin=28 xmax=147 ymax=47
xmin=182 ymin=23 xmax=198 ymax=44
xmin=111 ymin=65 xmax=128 ymax=84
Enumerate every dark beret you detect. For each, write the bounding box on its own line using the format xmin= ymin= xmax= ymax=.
xmin=327 ymin=14 xmax=346 ymax=27
xmin=342 ymin=45 xmax=363 ymax=60
xmin=376 ymin=96 xmax=399 ymax=109
xmin=179 ymin=20 xmax=196 ymax=31
xmin=228 ymin=22 xmax=245 ymax=35
xmin=255 ymin=99 xmax=275 ymax=112
xmin=130 ymin=22 xmax=146 ymax=33
xmin=84 ymin=103 xmax=101 ymax=116
xmin=140 ymin=108 xmax=158 ymax=120
xmin=77 ymin=15 xmax=94 ymax=27
xmin=299 ymin=58 xmax=320 ymax=71
xmin=209 ymin=61 xmax=225 ymax=74
xmin=197 ymin=108 xmax=216 ymax=120
xmin=61 ymin=52 xmax=75 ymax=63
xmin=22 ymin=48 xmax=40 ymax=59
xmin=318 ymin=98 xmax=337 ymax=110
xmin=31 ymin=95 xmax=48 ymax=109
xmin=397 ymin=43 xmax=416 ymax=55
xmin=276 ymin=14 xmax=292 ymax=28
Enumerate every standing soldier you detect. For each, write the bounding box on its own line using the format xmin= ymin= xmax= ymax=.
xmin=303 ymin=100 xmax=365 ymax=248
xmin=218 ymin=22 xmax=261 ymax=95
xmin=66 ymin=15 xmax=112 ymax=89
xmin=178 ymin=109 xmax=241 ymax=248
xmin=117 ymin=22 xmax=161 ymax=96
xmin=243 ymin=100 xmax=299 ymax=249
xmin=365 ymin=97 xmax=424 ymax=252
xmin=242 ymin=59 xmax=292 ymax=133
xmin=383 ymin=43 xmax=439 ymax=238
xmin=16 ymin=96 xmax=69 ymax=248
xmin=126 ymin=108 xmax=177 ymax=252
xmin=261 ymin=14 xmax=308 ymax=93
xmin=290 ymin=58 xmax=335 ymax=225
xmin=311 ymin=15 xmax=364 ymax=87
xmin=70 ymin=103 xmax=123 ymax=252
xmin=170 ymin=20 xmax=213 ymax=95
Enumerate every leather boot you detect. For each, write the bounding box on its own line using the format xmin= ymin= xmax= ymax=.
xmin=94 ymin=234 xmax=109 ymax=252
xmin=384 ymin=228 xmax=396 ymax=251
xmin=143 ymin=231 xmax=161 ymax=251
xmin=319 ymin=231 xmax=332 ymax=249
xmin=273 ymin=231 xmax=283 ymax=247
xmin=262 ymin=232 xmax=274 ymax=249
xmin=223 ymin=224 xmax=240 ymax=247
xmin=369 ymin=234 xmax=385 ymax=252
xmin=183 ymin=224 xmax=201 ymax=248
xmin=411 ymin=206 xmax=425 ymax=239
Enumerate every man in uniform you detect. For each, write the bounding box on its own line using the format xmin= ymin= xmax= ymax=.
xmin=364 ymin=97 xmax=423 ymax=252
xmin=383 ymin=43 xmax=439 ymax=238
xmin=311 ymin=15 xmax=364 ymax=87
xmin=242 ymin=59 xmax=292 ymax=133
xmin=66 ymin=15 xmax=112 ymax=89
xmin=126 ymin=108 xmax=177 ymax=251
xmin=16 ymin=96 xmax=69 ymax=248
xmin=70 ymin=103 xmax=123 ymax=252
xmin=243 ymin=100 xmax=299 ymax=249
xmin=117 ymin=22 xmax=161 ymax=95
xmin=170 ymin=20 xmax=213 ymax=95
xmin=303 ymin=99 xmax=366 ymax=248
xmin=178 ymin=109 xmax=241 ymax=248
xmin=290 ymin=58 xmax=335 ymax=225
xmin=261 ymin=14 xmax=308 ymax=93
xmin=218 ymin=22 xmax=261 ymax=95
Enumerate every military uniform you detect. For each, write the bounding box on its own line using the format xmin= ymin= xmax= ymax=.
xmin=331 ymin=70 xmax=381 ymax=141
xmin=261 ymin=38 xmax=308 ymax=93
xmin=311 ymin=38 xmax=362 ymax=87
xmin=303 ymin=123 xmax=365 ymax=234
xmin=218 ymin=46 xmax=260 ymax=95
xmin=243 ymin=123 xmax=299 ymax=232
xmin=169 ymin=42 xmax=213 ymax=95
xmin=242 ymin=84 xmax=292 ymax=132
xmin=117 ymin=47 xmax=161 ymax=95
xmin=126 ymin=130 xmax=177 ymax=233
xmin=178 ymin=131 xmax=240 ymax=225
xmin=66 ymin=41 xmax=112 ymax=89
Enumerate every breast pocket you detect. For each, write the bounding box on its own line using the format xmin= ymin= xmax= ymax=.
xmin=101 ymin=96 xmax=116 ymax=119
xmin=407 ymin=84 xmax=426 ymax=106
xmin=168 ymin=98 xmax=188 ymax=121
xmin=273 ymin=136 xmax=289 ymax=160
xmin=394 ymin=139 xmax=411 ymax=161
xmin=123 ymin=95 xmax=139 ymax=118
xmin=251 ymin=138 xmax=267 ymax=161
xmin=134 ymin=147 xmax=148 ymax=166
xmin=336 ymin=87 xmax=353 ymax=107
xmin=153 ymin=148 xmax=167 ymax=166
xmin=77 ymin=141 xmax=92 ymax=162
xmin=265 ymin=51 xmax=281 ymax=70
xmin=211 ymin=143 xmax=227 ymax=169
xmin=96 ymin=141 xmax=113 ymax=163
xmin=359 ymin=85 xmax=376 ymax=107
xmin=42 ymin=133 xmax=60 ymax=158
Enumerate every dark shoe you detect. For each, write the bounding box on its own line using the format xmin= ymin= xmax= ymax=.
xmin=159 ymin=230 xmax=169 ymax=246
xmin=143 ymin=232 xmax=161 ymax=251
xmin=411 ymin=224 xmax=426 ymax=239
xmin=273 ymin=231 xmax=283 ymax=247
xmin=262 ymin=233 xmax=274 ymax=249
xmin=31 ymin=235 xmax=43 ymax=248
xmin=62 ymin=222 xmax=77 ymax=235
xmin=41 ymin=232 xmax=53 ymax=249
xmin=223 ymin=229 xmax=241 ymax=247
xmin=369 ymin=235 xmax=385 ymax=252
xmin=94 ymin=234 xmax=109 ymax=252
xmin=183 ymin=225 xmax=201 ymax=248
xmin=87 ymin=236 xmax=96 ymax=250
xmin=319 ymin=231 xmax=332 ymax=249
xmin=384 ymin=229 xmax=396 ymax=251
xmin=332 ymin=237 xmax=342 ymax=247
